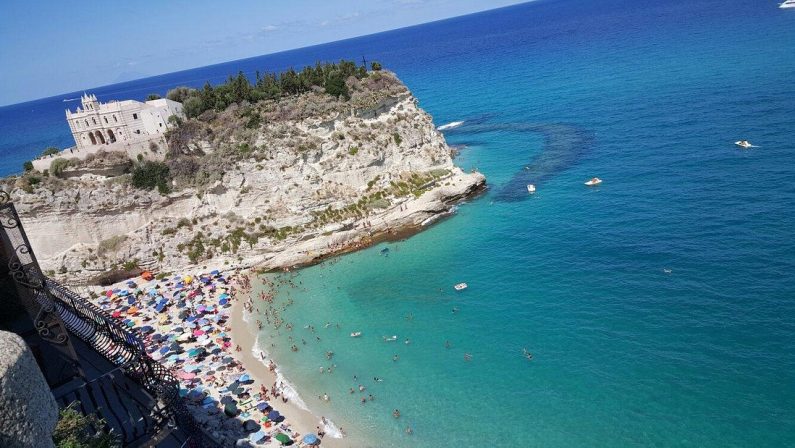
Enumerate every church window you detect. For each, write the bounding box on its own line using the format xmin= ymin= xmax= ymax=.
xmin=103 ymin=116 xmax=108 ymax=124
xmin=113 ymin=115 xmax=117 ymax=122
xmin=133 ymin=113 xmax=139 ymax=119
xmin=92 ymin=117 xmax=97 ymax=125
xmin=85 ymin=119 xmax=89 ymax=126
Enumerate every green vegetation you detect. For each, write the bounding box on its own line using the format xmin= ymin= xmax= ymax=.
xmin=121 ymin=259 xmax=139 ymax=271
xmin=50 ymin=158 xmax=72 ymax=177
xmin=392 ymin=133 xmax=402 ymax=146
xmin=53 ymin=401 xmax=117 ymax=448
xmin=131 ymin=161 xmax=170 ymax=194
xmin=348 ymin=146 xmax=359 ymax=156
xmin=166 ymin=60 xmax=368 ymax=119
xmin=146 ymin=93 xmax=161 ymax=101
xmin=41 ymin=146 xmax=60 ymax=157
xmin=23 ymin=160 xmax=33 ymax=172
xmin=371 ymin=61 xmax=382 ymax=71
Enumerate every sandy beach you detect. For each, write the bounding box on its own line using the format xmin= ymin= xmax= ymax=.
xmin=228 ymin=282 xmax=355 ymax=447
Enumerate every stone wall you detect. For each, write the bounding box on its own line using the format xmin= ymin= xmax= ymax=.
xmin=31 ymin=134 xmax=167 ymax=172
xmin=0 ymin=330 xmax=58 ymax=448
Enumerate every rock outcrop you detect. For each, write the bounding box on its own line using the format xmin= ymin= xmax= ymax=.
xmin=5 ymin=71 xmax=485 ymax=283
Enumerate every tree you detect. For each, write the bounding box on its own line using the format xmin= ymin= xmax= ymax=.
xmin=41 ymin=147 xmax=60 ymax=157
xmin=371 ymin=61 xmax=382 ymax=71
xmin=23 ymin=160 xmax=33 ymax=172
xmin=324 ymin=72 xmax=349 ymax=100
xmin=166 ymin=86 xmax=196 ymax=103
xmin=146 ymin=93 xmax=161 ymax=101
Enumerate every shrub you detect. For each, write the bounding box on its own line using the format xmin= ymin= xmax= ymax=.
xmin=392 ymin=133 xmax=402 ymax=146
xmin=371 ymin=61 xmax=382 ymax=71
xmin=121 ymin=259 xmax=139 ymax=270
xmin=131 ymin=161 xmax=170 ymax=193
xmin=23 ymin=161 xmax=33 ymax=172
xmin=41 ymin=147 xmax=59 ymax=157
xmin=146 ymin=93 xmax=161 ymax=101
xmin=50 ymin=158 xmax=71 ymax=177
xmin=348 ymin=146 xmax=359 ymax=156
xmin=53 ymin=401 xmax=116 ymax=448
xmin=98 ymin=235 xmax=127 ymax=255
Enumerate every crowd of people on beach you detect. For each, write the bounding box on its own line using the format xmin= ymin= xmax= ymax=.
xmin=91 ymin=270 xmax=324 ymax=446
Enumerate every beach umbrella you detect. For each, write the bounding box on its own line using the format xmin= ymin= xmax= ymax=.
xmin=302 ymin=434 xmax=319 ymax=445
xmin=211 ymin=270 xmax=220 ymax=275
xmin=219 ymin=298 xmax=229 ymax=306
xmin=159 ymin=346 xmax=170 ymax=355
xmin=273 ymin=433 xmax=290 ymax=445
xmin=105 ymin=290 xmax=114 ymax=297
xmin=111 ymin=310 xmax=121 ymax=318
xmin=249 ymin=430 xmax=267 ymax=444
xmin=224 ymin=402 xmax=239 ymax=417
xmin=267 ymin=410 xmax=281 ymax=421
xmin=177 ymin=371 xmax=196 ymax=380
xmin=126 ymin=296 xmax=135 ymax=305
xmin=238 ymin=373 xmax=252 ymax=384
xmin=256 ymin=402 xmax=270 ymax=412
xmin=187 ymin=348 xmax=203 ymax=357
xmin=183 ymin=364 xmax=201 ymax=373
xmin=155 ymin=303 xmax=166 ymax=313
xmin=243 ymin=419 xmax=259 ymax=432
xmin=140 ymin=325 xmax=153 ymax=334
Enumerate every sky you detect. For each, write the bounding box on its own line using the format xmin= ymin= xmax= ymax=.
xmin=0 ymin=0 xmax=526 ymax=106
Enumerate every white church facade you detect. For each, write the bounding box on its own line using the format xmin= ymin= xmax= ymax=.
xmin=66 ymin=93 xmax=184 ymax=149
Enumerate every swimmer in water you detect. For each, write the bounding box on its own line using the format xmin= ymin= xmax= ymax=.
xmin=464 ymin=353 xmax=472 ymax=361
xmin=393 ymin=409 xmax=401 ymax=418
xmin=392 ymin=354 xmax=399 ymax=362
xmin=523 ymin=348 xmax=533 ymax=361
xmin=404 ymin=338 xmax=411 ymax=345
xmin=445 ymin=340 xmax=451 ymax=349
xmin=452 ymin=307 xmax=459 ymax=314
xmin=374 ymin=377 xmax=383 ymax=382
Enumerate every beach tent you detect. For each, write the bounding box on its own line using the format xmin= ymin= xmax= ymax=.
xmin=302 ymin=434 xmax=319 ymax=445
xmin=273 ymin=433 xmax=291 ymax=445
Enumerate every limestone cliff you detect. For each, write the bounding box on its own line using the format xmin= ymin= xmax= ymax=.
xmin=4 ymin=71 xmax=485 ymax=283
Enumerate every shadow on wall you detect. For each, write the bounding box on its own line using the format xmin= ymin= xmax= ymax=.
xmin=443 ymin=122 xmax=595 ymax=202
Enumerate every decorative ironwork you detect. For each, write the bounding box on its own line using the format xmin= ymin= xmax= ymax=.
xmin=0 ymin=189 xmax=10 ymax=205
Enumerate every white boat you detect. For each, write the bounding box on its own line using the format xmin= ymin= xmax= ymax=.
xmin=584 ymin=177 xmax=602 ymax=186
xmin=781 ymin=0 xmax=795 ymax=9
xmin=526 ymin=184 xmax=536 ymax=194
xmin=350 ymin=332 xmax=362 ymax=338
xmin=735 ymin=140 xmax=754 ymax=149
xmin=383 ymin=335 xmax=397 ymax=342
xmin=454 ymin=282 xmax=468 ymax=291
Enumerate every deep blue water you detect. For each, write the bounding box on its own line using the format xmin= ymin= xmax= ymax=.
xmin=4 ymin=0 xmax=795 ymax=446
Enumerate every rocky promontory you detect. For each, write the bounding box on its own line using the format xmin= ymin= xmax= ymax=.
xmin=3 ymin=67 xmax=485 ymax=283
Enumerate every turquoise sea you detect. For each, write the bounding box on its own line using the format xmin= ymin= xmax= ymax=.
xmin=2 ymin=0 xmax=794 ymax=446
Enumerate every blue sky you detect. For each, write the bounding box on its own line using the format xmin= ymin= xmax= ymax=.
xmin=0 ymin=0 xmax=526 ymax=106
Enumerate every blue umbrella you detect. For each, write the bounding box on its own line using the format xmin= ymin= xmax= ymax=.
xmin=302 ymin=434 xmax=319 ymax=445
xmin=249 ymin=430 xmax=267 ymax=443
xmin=155 ymin=303 xmax=166 ymax=313
xmin=256 ymin=402 xmax=270 ymax=411
xmin=210 ymin=270 xmax=220 ymax=275
xmin=219 ymin=298 xmax=229 ymax=305
xmin=267 ymin=410 xmax=281 ymax=421
xmin=127 ymin=297 xmax=136 ymax=305
xmin=159 ymin=346 xmax=170 ymax=354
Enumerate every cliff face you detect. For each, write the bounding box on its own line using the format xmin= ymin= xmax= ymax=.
xmin=6 ymin=71 xmax=484 ymax=282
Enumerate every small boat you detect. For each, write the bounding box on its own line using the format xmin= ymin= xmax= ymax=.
xmin=350 ymin=332 xmax=362 ymax=338
xmin=383 ymin=335 xmax=397 ymax=342
xmin=584 ymin=177 xmax=602 ymax=186
xmin=781 ymin=0 xmax=795 ymax=9
xmin=454 ymin=282 xmax=468 ymax=291
xmin=735 ymin=140 xmax=754 ymax=149
xmin=526 ymin=184 xmax=536 ymax=194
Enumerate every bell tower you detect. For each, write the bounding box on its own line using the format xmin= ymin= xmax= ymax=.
xmin=80 ymin=92 xmax=99 ymax=111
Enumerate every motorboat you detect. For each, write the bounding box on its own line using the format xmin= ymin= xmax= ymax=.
xmin=454 ymin=282 xmax=468 ymax=291
xmin=735 ymin=140 xmax=754 ymax=149
xmin=781 ymin=0 xmax=795 ymax=9
xmin=527 ymin=184 xmax=536 ymax=194
xmin=584 ymin=177 xmax=602 ymax=186
xmin=350 ymin=332 xmax=362 ymax=338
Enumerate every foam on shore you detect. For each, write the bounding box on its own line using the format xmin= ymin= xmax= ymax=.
xmin=250 ymin=334 xmax=344 ymax=439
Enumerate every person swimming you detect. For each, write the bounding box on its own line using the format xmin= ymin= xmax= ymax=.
xmin=374 ymin=377 xmax=383 ymax=382
xmin=464 ymin=353 xmax=472 ymax=361
xmin=522 ymin=348 xmax=533 ymax=361
xmin=393 ymin=409 xmax=401 ymax=418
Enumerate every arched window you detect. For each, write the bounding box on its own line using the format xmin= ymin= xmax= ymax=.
xmin=92 ymin=117 xmax=97 ymax=125
xmin=103 ymin=116 xmax=108 ymax=124
xmin=88 ymin=133 xmax=97 ymax=145
xmin=107 ymin=129 xmax=116 ymax=143
xmin=113 ymin=115 xmax=118 ymax=122
xmin=85 ymin=119 xmax=89 ymax=126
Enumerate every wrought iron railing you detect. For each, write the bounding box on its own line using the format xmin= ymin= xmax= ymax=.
xmin=43 ymin=279 xmax=218 ymax=447
xmin=1 ymin=191 xmax=217 ymax=447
